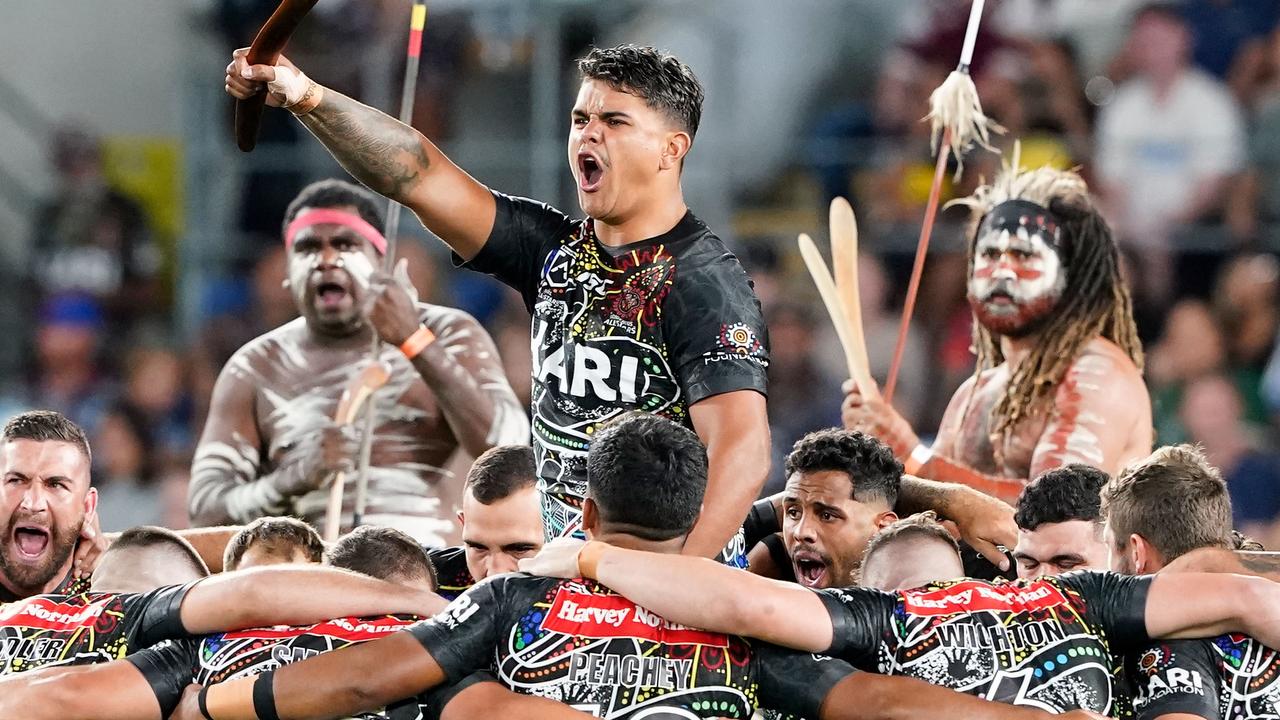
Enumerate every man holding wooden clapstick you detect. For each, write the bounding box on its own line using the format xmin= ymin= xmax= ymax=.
xmin=187 ymin=180 xmax=527 ymax=544
xmin=842 ymin=160 xmax=1152 ymax=503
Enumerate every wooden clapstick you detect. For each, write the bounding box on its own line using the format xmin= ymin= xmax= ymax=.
xmin=324 ymin=361 xmax=391 ymax=542
xmin=828 ymin=197 xmax=877 ymax=399
xmin=235 ymin=0 xmax=320 ymax=152
xmin=798 ymin=234 xmax=879 ymax=399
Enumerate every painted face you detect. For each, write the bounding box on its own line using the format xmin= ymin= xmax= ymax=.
xmin=782 ymin=470 xmax=893 ymax=589
xmin=967 ymin=200 xmax=1067 ymax=338
xmin=0 ymin=439 xmax=94 ymax=596
xmin=285 ymin=204 xmax=380 ymax=335
xmin=568 ymin=79 xmax=681 ymax=224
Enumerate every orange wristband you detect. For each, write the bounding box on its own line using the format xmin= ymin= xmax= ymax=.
xmin=577 ymin=541 xmax=608 ymax=579
xmin=400 ymin=325 xmax=436 ymax=359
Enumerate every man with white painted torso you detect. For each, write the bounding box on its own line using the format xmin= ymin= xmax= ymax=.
xmin=187 ymin=180 xmax=528 ymax=544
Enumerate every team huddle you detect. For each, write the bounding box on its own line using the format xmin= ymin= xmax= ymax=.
xmin=0 ymin=40 xmax=1273 ymax=720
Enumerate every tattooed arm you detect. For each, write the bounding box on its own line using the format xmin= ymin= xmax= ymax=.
xmin=226 ymin=50 xmax=497 ymax=261
xmin=1161 ymin=546 xmax=1280 ymax=581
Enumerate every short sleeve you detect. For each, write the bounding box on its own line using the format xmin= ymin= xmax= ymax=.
xmin=124 ymin=638 xmax=199 ymax=717
xmin=1057 ymin=571 xmax=1153 ymax=652
xmin=417 ymin=671 xmax=501 ymax=720
xmin=124 ymin=581 xmax=201 ymax=649
xmin=458 ymin=191 xmax=574 ymax=308
xmin=408 ymin=579 xmax=503 ymax=683
xmin=742 ymin=498 xmax=781 ymax=549
xmin=814 ymin=587 xmax=896 ymax=668
xmin=1130 ymin=639 xmax=1221 ymax=720
xmin=663 ymin=253 xmax=769 ymax=405
xmin=752 ymin=641 xmax=855 ymax=718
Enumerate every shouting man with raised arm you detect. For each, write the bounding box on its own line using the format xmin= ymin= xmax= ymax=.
xmin=187 ymin=180 xmax=527 ymax=544
xmin=224 ymin=44 xmax=771 ymax=563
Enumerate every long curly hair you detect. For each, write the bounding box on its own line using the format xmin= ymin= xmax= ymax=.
xmin=947 ymin=146 xmax=1143 ymax=450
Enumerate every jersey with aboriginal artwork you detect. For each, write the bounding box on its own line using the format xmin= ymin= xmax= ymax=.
xmin=411 ymin=574 xmax=852 ymax=719
xmin=426 ymin=546 xmax=474 ymax=602
xmin=462 ymin=193 xmax=769 ymax=563
xmin=819 ymin=572 xmax=1153 ymax=717
xmin=1131 ymin=635 xmax=1280 ymax=719
xmin=0 ymin=583 xmax=192 ymax=675
xmin=125 ymin=615 xmax=427 ymax=719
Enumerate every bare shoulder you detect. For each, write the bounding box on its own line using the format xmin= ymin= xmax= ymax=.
xmin=221 ymin=318 xmax=309 ymax=381
xmin=1067 ymin=338 xmax=1144 ymax=389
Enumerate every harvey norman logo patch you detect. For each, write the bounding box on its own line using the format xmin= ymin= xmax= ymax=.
xmin=541 ymin=588 xmax=728 ymax=647
xmin=902 ymin=580 xmax=1069 ymax=616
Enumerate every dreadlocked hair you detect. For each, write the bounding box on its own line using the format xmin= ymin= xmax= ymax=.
xmin=947 ymin=145 xmax=1143 ymax=456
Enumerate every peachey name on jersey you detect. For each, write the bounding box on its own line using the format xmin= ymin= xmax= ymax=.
xmin=567 ymin=652 xmax=694 ymax=691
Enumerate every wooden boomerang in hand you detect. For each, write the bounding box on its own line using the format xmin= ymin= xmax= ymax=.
xmin=235 ymin=0 xmax=320 ymax=152
xmin=325 ymin=361 xmax=391 ymax=542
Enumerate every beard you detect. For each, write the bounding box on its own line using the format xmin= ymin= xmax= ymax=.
xmin=0 ymin=511 xmax=82 ymax=595
xmin=968 ymin=289 xmax=1061 ymax=339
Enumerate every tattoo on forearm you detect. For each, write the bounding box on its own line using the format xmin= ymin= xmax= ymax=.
xmin=301 ymin=91 xmax=431 ymax=201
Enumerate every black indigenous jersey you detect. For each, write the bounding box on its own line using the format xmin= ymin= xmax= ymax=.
xmin=464 ymin=192 xmax=769 ymax=552
xmin=411 ymin=574 xmax=851 ymax=719
xmin=426 ymin=546 xmax=474 ymax=602
xmin=126 ymin=615 xmax=426 ymax=719
xmin=0 ymin=582 xmax=192 ymax=674
xmin=1131 ymin=635 xmax=1280 ymax=720
xmin=819 ymin=572 xmax=1153 ymax=716
xmin=0 ymin=570 xmax=88 ymax=604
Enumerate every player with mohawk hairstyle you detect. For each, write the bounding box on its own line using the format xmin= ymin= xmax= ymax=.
xmin=844 ymin=147 xmax=1152 ymax=503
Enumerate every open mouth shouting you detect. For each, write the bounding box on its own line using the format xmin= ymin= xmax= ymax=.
xmin=311 ymin=272 xmax=354 ymax=314
xmin=12 ymin=523 xmax=51 ymax=563
xmin=577 ymin=151 xmax=605 ymax=192
xmin=792 ymin=550 xmax=830 ymax=589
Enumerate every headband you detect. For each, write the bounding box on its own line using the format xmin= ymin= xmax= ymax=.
xmin=284 ymin=209 xmax=387 ymax=255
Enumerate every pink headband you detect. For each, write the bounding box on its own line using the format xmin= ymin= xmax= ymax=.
xmin=284 ymin=209 xmax=387 ymax=255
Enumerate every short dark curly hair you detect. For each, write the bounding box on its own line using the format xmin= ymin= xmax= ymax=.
xmin=1015 ymin=464 xmax=1108 ymax=531
xmin=587 ymin=412 xmax=707 ymax=541
xmin=282 ymin=179 xmax=385 ymax=237
xmin=783 ymin=429 xmax=901 ymax=507
xmin=577 ymin=44 xmax=704 ymax=139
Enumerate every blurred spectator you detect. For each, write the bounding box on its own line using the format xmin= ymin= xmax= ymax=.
xmin=30 ymin=125 xmax=162 ymax=336
xmin=1147 ymin=299 xmax=1269 ymax=444
xmin=1096 ymin=4 xmax=1247 ymax=302
xmin=1233 ymin=29 xmax=1280 ymax=240
xmin=1179 ymin=374 xmax=1280 ymax=548
xmin=92 ymin=404 xmax=170 ymax=532
xmin=1179 ymin=0 xmax=1279 ymax=105
xmin=120 ymin=345 xmax=194 ymax=463
xmin=1213 ymin=253 xmax=1280 ymax=369
xmin=763 ymin=301 xmax=842 ymax=494
xmin=23 ymin=294 xmax=115 ymax=435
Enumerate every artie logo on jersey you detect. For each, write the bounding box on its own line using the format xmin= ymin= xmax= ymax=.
xmin=902 ymin=581 xmax=1068 ymax=616
xmin=542 ymin=588 xmax=728 ymax=647
xmin=1141 ymin=669 xmax=1206 ymax=702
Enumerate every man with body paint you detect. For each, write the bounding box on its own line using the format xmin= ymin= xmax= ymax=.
xmin=843 ymin=158 xmax=1152 ymax=503
xmin=187 ymin=179 xmax=528 ymax=545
